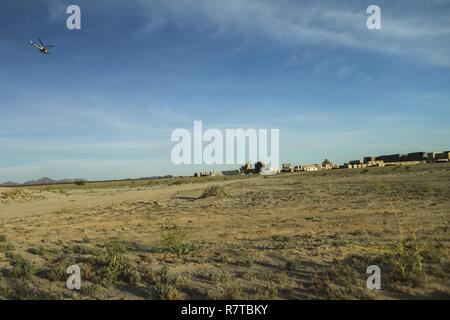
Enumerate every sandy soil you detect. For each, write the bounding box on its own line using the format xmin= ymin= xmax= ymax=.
xmin=0 ymin=164 xmax=449 ymax=300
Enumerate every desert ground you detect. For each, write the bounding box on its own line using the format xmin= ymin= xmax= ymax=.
xmin=0 ymin=163 xmax=449 ymax=300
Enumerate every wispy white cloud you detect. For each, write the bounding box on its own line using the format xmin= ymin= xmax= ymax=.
xmin=135 ymin=0 xmax=450 ymax=67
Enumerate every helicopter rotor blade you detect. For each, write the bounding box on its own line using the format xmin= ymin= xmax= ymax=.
xmin=38 ymin=39 xmax=45 ymax=46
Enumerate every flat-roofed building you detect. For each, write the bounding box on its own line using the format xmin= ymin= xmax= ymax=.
xmin=222 ymin=170 xmax=240 ymax=176
xmin=435 ymin=152 xmax=450 ymax=161
xmin=322 ymin=159 xmax=334 ymax=170
xmin=405 ymin=152 xmax=428 ymax=161
xmin=322 ymin=163 xmax=333 ymax=170
xmin=260 ymin=167 xmax=279 ymax=175
xmin=376 ymin=154 xmax=402 ymax=163
xmin=367 ymin=160 xmax=385 ymax=167
xmin=281 ymin=163 xmax=294 ymax=173
xmin=364 ymin=156 xmax=377 ymax=164
xmin=302 ymin=164 xmax=320 ymax=171
xmin=428 ymin=152 xmax=437 ymax=161
xmin=199 ymin=171 xmax=223 ymax=177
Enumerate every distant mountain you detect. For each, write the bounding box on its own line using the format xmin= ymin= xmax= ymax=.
xmin=23 ymin=177 xmax=55 ymax=185
xmin=1 ymin=177 xmax=88 ymax=186
xmin=19 ymin=177 xmax=88 ymax=186
xmin=0 ymin=181 xmax=19 ymax=187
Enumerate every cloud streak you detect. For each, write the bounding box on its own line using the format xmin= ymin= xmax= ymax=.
xmin=135 ymin=0 xmax=450 ymax=66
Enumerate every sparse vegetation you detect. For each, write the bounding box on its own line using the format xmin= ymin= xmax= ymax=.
xmin=160 ymin=226 xmax=195 ymax=256
xmin=7 ymin=254 xmax=39 ymax=279
xmin=90 ymin=249 xmax=141 ymax=286
xmin=47 ymin=262 xmax=70 ymax=281
xmin=200 ymin=185 xmax=227 ymax=199
xmin=27 ymin=246 xmax=46 ymax=256
xmin=152 ymin=267 xmax=184 ymax=300
xmin=0 ymin=162 xmax=448 ymax=299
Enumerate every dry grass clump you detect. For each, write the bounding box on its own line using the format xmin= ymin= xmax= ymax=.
xmin=200 ymin=185 xmax=227 ymax=199
xmin=312 ymin=234 xmax=444 ymax=299
xmin=149 ymin=266 xmax=184 ymax=300
xmin=384 ymin=235 xmax=443 ymax=286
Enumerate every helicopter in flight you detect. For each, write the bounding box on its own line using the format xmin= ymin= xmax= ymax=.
xmin=29 ymin=39 xmax=54 ymax=54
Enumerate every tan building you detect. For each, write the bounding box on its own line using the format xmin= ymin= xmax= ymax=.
xmin=199 ymin=171 xmax=223 ymax=177
xmin=384 ymin=161 xmax=421 ymax=166
xmin=302 ymin=164 xmax=321 ymax=171
xmin=366 ymin=160 xmax=385 ymax=167
xmin=281 ymin=163 xmax=294 ymax=173
xmin=322 ymin=159 xmax=334 ymax=170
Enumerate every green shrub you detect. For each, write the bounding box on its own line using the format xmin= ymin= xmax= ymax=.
xmin=90 ymin=250 xmax=140 ymax=286
xmin=8 ymin=254 xmax=39 ymax=279
xmin=27 ymin=246 xmax=46 ymax=256
xmin=47 ymin=257 xmax=76 ymax=281
xmin=161 ymin=226 xmax=194 ymax=256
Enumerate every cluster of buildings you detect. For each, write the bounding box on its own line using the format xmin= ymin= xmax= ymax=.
xmin=193 ymin=150 xmax=450 ymax=177
xmin=345 ymin=151 xmax=450 ymax=169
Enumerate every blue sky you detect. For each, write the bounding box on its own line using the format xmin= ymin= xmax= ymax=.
xmin=1 ymin=0 xmax=449 ymax=182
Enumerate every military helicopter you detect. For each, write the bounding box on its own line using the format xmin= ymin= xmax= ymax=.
xmin=29 ymin=39 xmax=54 ymax=54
